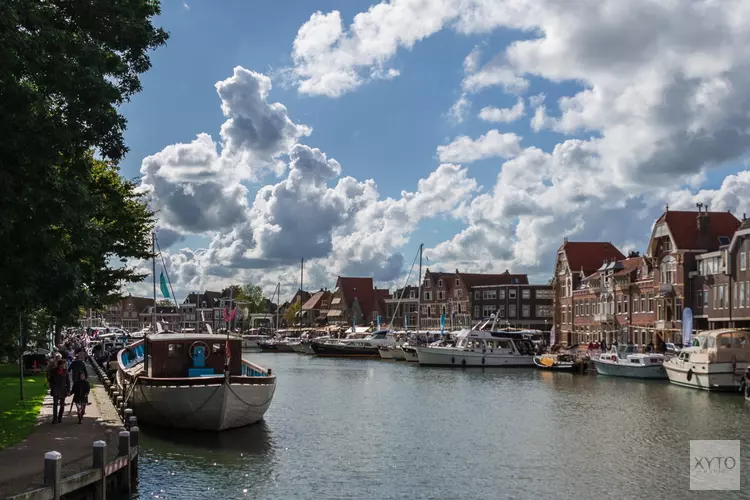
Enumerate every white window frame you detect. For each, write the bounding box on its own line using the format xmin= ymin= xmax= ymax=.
xmin=509 ymin=289 xmax=517 ymax=299
xmin=522 ymin=305 xmax=530 ymax=318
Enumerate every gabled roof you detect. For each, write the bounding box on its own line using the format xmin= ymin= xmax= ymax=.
xmin=335 ymin=277 xmax=375 ymax=317
xmin=302 ymin=290 xmax=331 ymax=311
xmin=655 ymin=210 xmax=740 ymax=251
xmin=372 ymin=288 xmax=391 ymax=317
xmin=183 ymin=290 xmax=223 ymax=308
xmin=560 ymin=241 xmax=625 ymax=274
xmin=613 ymin=256 xmax=647 ymax=277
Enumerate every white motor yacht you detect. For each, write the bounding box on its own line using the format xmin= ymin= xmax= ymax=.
xmin=664 ymin=329 xmax=750 ymax=391
xmin=416 ymin=327 xmax=536 ymax=367
xmin=592 ymin=344 xmax=666 ymax=379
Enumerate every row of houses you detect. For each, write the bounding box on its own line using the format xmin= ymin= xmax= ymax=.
xmin=552 ymin=206 xmax=750 ymax=346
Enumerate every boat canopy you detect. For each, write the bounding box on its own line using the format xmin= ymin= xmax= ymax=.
xmin=147 ymin=333 xmax=243 ymax=342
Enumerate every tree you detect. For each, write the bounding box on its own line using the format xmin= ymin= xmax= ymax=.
xmin=284 ymin=302 xmax=301 ymax=327
xmin=0 ymin=1 xmax=167 ymax=347
xmin=237 ymin=284 xmax=267 ymax=314
xmin=157 ymin=299 xmax=173 ymax=307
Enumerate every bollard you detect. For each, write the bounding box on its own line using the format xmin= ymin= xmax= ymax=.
xmin=44 ymin=451 xmax=62 ymax=500
xmin=120 ymin=398 xmax=126 ymax=416
xmin=93 ymin=441 xmax=107 ymax=500
xmin=130 ymin=426 xmax=140 ymax=486
xmin=116 ymin=396 xmax=123 ymax=412
xmin=124 ymin=409 xmax=133 ymax=428
xmin=128 ymin=416 xmax=138 ymax=430
xmin=111 ymin=390 xmax=119 ymax=402
xmin=118 ymin=431 xmax=132 ymax=497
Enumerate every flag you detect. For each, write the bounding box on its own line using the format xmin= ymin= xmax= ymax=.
xmin=440 ymin=313 xmax=446 ymax=335
xmin=352 ymin=316 xmax=356 ymax=332
xmin=377 ymin=315 xmax=381 ymax=330
xmin=404 ymin=314 xmax=407 ymax=331
xmin=224 ymin=308 xmax=237 ymax=322
xmin=159 ymin=272 xmax=170 ymax=299
xmin=226 ymin=339 xmax=231 ymax=363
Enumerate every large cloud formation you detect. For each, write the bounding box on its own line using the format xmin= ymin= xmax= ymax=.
xmin=131 ymin=1 xmax=750 ymax=300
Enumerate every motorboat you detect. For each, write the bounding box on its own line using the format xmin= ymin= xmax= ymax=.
xmin=664 ymin=329 xmax=750 ymax=391
xmin=378 ymin=346 xmax=395 ymax=360
xmin=533 ymin=353 xmax=587 ymax=373
xmin=241 ymin=334 xmax=270 ymax=350
xmin=258 ymin=338 xmax=296 ymax=353
xmin=592 ymin=344 xmax=667 ymax=379
xmin=116 ymin=333 xmax=276 ymax=431
xmin=311 ymin=330 xmax=395 ymax=358
xmin=416 ymin=328 xmax=536 ymax=367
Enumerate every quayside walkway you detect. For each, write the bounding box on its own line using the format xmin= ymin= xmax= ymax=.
xmin=0 ymin=367 xmax=121 ymax=498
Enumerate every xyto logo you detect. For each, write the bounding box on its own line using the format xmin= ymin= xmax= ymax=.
xmin=693 ymin=456 xmax=737 ymax=474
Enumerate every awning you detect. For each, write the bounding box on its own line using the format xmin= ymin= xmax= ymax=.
xmin=327 ymin=310 xmax=343 ymax=317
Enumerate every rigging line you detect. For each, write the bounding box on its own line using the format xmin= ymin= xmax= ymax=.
xmin=225 ymin=382 xmax=276 ymax=408
xmin=137 ymin=380 xmax=223 ymax=421
xmin=387 ymin=246 xmax=421 ymax=328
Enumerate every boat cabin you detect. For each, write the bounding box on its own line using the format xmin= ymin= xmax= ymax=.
xmin=600 ymin=344 xmax=664 ymax=366
xmin=124 ymin=334 xmax=245 ymax=378
xmin=455 ymin=330 xmax=534 ymax=354
xmin=683 ymin=330 xmax=750 ymax=365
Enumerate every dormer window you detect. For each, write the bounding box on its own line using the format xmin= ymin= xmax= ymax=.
xmin=438 ymin=279 xmax=443 ymax=288
xmin=424 ymin=279 xmax=430 ymax=288
xmin=455 ymin=278 xmax=460 ymax=286
xmin=201 ymin=301 xmax=207 ymax=308
xmin=662 ymin=237 xmax=672 ymax=252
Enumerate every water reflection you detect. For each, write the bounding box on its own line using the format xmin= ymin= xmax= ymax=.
xmin=132 ymin=353 xmax=750 ymax=500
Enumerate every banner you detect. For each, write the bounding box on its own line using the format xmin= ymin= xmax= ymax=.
xmin=440 ymin=313 xmax=446 ymax=335
xmin=377 ymin=315 xmax=382 ymax=330
xmin=159 ymin=272 xmax=170 ymax=298
xmin=682 ymin=307 xmax=693 ymax=347
xmin=550 ymin=326 xmax=556 ymax=345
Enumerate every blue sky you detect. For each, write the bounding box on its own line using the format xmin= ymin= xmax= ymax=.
xmin=123 ymin=0 xmax=750 ymax=297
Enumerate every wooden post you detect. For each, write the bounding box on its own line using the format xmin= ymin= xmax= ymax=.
xmin=130 ymin=426 xmax=139 ymax=488
xmin=44 ymin=451 xmax=61 ymax=500
xmin=124 ymin=409 xmax=133 ymax=428
xmin=128 ymin=416 xmax=138 ymax=429
xmin=118 ymin=431 xmax=131 ymax=496
xmin=116 ymin=396 xmax=123 ymax=414
xmin=93 ymin=440 xmax=107 ymax=500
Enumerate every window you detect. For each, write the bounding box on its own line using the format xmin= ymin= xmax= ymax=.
xmin=662 ymin=237 xmax=672 ymax=252
xmin=623 ymin=296 xmax=628 ymax=314
xmin=437 ymin=291 xmax=445 ymax=300
xmin=482 ymin=305 xmax=496 ymax=317
xmin=509 ymin=289 xmax=517 ymax=299
xmin=640 ymin=295 xmax=646 ymax=313
xmin=633 ymin=294 xmax=640 ymax=313
xmin=657 ymin=301 xmax=663 ymax=321
xmin=617 ymin=297 xmax=622 ymax=314
xmin=509 ymin=305 xmax=517 ymax=317
xmin=409 ymin=290 xmax=416 ymax=299
xmin=734 ymin=282 xmax=738 ymax=308
xmin=424 ymin=291 xmax=432 ymax=301
xmin=430 ymin=305 xmax=437 ymax=315
xmin=438 ymin=279 xmax=443 ymax=287
xmin=698 ymin=260 xmax=705 ymax=276
xmin=740 ymin=283 xmax=746 ymax=309
xmin=703 ymin=290 xmax=709 ymax=308
xmin=522 ymin=305 xmax=530 ymax=317
xmin=536 ymin=305 xmax=552 ymax=317
xmin=498 ymin=305 xmax=505 ymax=318
xmin=499 ymin=289 xmax=506 ymax=299
xmin=660 ymin=256 xmax=677 ymax=284
xmin=719 ymin=285 xmax=725 ymax=308
xmin=675 ymin=297 xmax=683 ymax=321
xmin=741 ymin=252 xmax=747 ymax=271
xmin=522 ymin=289 xmax=531 ymax=299
xmin=482 ymin=290 xmax=497 ymax=300
xmin=474 ymin=306 xmax=480 ymax=318
xmin=421 ymin=305 xmax=429 ymax=315
xmin=424 ymin=279 xmax=431 ymax=288
xmin=648 ymin=293 xmax=654 ymax=312
xmin=475 ymin=290 xmax=480 ymax=300
xmin=456 ymin=289 xmax=463 ymax=299
xmin=168 ymin=343 xmax=184 ymax=358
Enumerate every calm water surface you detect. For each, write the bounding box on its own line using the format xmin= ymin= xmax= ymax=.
xmin=134 ymin=352 xmax=750 ymax=499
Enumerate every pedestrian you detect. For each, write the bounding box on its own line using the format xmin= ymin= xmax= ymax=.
xmin=69 ymin=352 xmax=88 ymax=384
xmin=48 ymin=359 xmax=70 ymax=424
xmin=600 ymin=339 xmax=607 ymax=352
xmin=71 ymin=372 xmax=91 ymax=424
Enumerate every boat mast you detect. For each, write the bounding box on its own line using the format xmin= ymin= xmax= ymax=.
xmin=275 ymin=282 xmax=280 ymax=333
xmin=300 ymin=257 xmax=304 ymax=295
xmin=416 ymin=243 xmax=423 ymax=337
xmin=151 ymin=232 xmax=156 ymax=333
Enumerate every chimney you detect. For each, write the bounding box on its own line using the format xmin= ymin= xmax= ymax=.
xmin=697 ymin=209 xmax=709 ymax=236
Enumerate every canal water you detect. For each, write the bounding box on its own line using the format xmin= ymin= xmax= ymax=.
xmin=134 ymin=352 xmax=749 ymax=499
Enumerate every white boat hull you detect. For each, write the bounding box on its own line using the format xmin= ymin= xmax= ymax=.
xmin=392 ymin=348 xmax=406 ymax=361
xmin=593 ymin=359 xmax=667 ymax=379
xmin=130 ymin=380 xmax=276 ymax=431
xmin=664 ymin=361 xmax=746 ymax=391
xmin=291 ymin=342 xmax=306 ymax=354
xmin=242 ymin=340 xmax=261 ymax=350
xmin=416 ymin=347 xmax=534 ymax=367
xmin=402 ymin=348 xmax=419 ymax=362
xmin=301 ymin=343 xmax=316 ymax=354
xmin=378 ymin=347 xmax=394 ymax=360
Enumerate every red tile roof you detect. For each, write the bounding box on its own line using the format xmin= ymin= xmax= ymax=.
xmin=301 ymin=290 xmax=331 ymax=311
xmin=562 ymin=241 xmax=625 ymax=274
xmin=336 ymin=277 xmax=375 ymax=318
xmin=613 ymin=256 xmax=647 ymax=276
xmin=656 ymin=210 xmax=740 ymax=251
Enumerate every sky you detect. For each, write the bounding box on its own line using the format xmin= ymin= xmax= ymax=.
xmin=121 ymin=0 xmax=750 ymax=301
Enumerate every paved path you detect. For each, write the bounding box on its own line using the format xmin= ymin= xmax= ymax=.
xmin=0 ymin=365 xmax=122 ymax=497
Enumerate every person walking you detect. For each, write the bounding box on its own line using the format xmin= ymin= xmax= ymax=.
xmin=71 ymin=372 xmax=91 ymax=424
xmin=69 ymin=351 xmax=88 ymax=383
xmin=48 ymin=359 xmax=70 ymax=424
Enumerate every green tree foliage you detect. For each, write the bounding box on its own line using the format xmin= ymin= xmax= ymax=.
xmin=0 ymin=0 xmax=167 ymax=347
xmin=237 ymin=284 xmax=267 ymax=314
xmin=284 ymin=302 xmax=301 ymax=326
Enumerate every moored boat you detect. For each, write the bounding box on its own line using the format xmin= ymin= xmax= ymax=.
xmin=116 ymin=333 xmax=276 ymax=431
xmin=416 ymin=328 xmax=536 ymax=367
xmin=241 ymin=334 xmax=269 ymax=350
xmin=533 ymin=353 xmax=587 ymax=373
xmin=378 ymin=346 xmax=395 ymax=360
xmin=664 ymin=329 xmax=750 ymax=391
xmin=592 ymin=344 xmax=666 ymax=379
xmin=311 ymin=330 xmax=394 ymax=358
xmin=401 ymin=344 xmax=418 ymax=362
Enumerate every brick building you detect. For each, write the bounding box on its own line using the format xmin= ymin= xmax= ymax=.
xmin=384 ymin=286 xmax=420 ymax=329
xmin=470 ymin=281 xmax=553 ymax=330
xmin=326 ymin=277 xmax=389 ymax=326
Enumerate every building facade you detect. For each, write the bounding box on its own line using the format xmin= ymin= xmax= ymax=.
xmin=470 ymin=282 xmax=553 ymax=330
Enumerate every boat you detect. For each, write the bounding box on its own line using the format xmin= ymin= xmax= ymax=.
xmin=592 ymin=344 xmax=667 ymax=379
xmin=378 ymin=346 xmax=395 ymax=360
xmin=533 ymin=353 xmax=587 ymax=372
xmin=311 ymin=330 xmax=395 ymax=358
xmin=290 ymin=341 xmax=306 ymax=353
xmin=391 ymin=346 xmax=406 ymax=361
xmin=258 ymin=338 xmax=296 ymax=352
xmin=416 ymin=325 xmax=537 ymax=367
xmin=116 ymin=333 xmax=276 ymax=431
xmin=664 ymin=329 xmax=750 ymax=391
xmin=401 ymin=344 xmax=418 ymax=362
xmin=241 ymin=334 xmax=269 ymax=350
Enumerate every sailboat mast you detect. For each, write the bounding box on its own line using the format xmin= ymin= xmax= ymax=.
xmin=417 ymin=243 xmax=423 ymax=336
xmin=151 ymin=232 xmax=156 ymax=333
xmin=275 ymin=282 xmax=280 ymax=333
xmin=300 ymin=258 xmax=304 ymax=294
